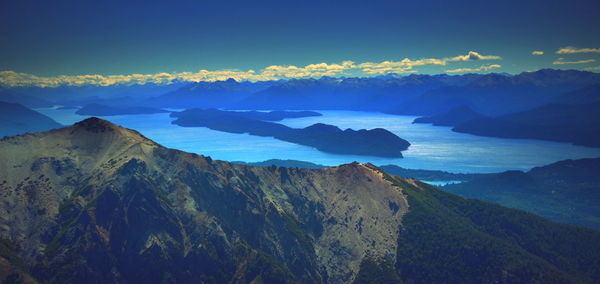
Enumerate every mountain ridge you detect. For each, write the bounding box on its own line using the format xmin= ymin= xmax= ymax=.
xmin=0 ymin=118 xmax=409 ymax=283
xmin=1 ymin=118 xmax=600 ymax=283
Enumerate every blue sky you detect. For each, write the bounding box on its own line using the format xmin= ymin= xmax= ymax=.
xmin=1 ymin=0 xmax=599 ymax=85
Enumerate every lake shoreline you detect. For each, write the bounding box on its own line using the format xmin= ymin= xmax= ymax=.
xmin=35 ymin=108 xmax=600 ymax=174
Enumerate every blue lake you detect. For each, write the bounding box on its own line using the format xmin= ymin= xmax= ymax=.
xmin=37 ymin=108 xmax=600 ymax=174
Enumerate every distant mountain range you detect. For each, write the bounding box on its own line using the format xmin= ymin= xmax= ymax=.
xmin=3 ymin=69 xmax=598 ymax=116
xmin=229 ymin=74 xmax=479 ymax=111
xmin=1 ymin=118 xmax=600 ymax=283
xmin=390 ymin=69 xmax=600 ymax=116
xmin=151 ymin=69 xmax=600 ymax=116
xmin=551 ymin=84 xmax=600 ymax=105
xmin=147 ymin=78 xmax=281 ymax=109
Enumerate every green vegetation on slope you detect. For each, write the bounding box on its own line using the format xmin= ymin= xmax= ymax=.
xmin=443 ymin=158 xmax=600 ymax=230
xmin=392 ymin=177 xmax=600 ymax=283
xmin=353 ymin=257 xmax=402 ymax=284
xmin=0 ymin=238 xmax=37 ymax=283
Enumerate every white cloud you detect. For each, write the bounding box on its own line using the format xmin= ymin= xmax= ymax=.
xmin=356 ymin=60 xmax=423 ymax=74
xmin=355 ymin=51 xmax=501 ymax=74
xmin=446 ymin=51 xmax=501 ymax=61
xmin=556 ymin=46 xmax=600 ymax=54
xmin=261 ymin=61 xmax=355 ymax=78
xmin=445 ymin=64 xmax=502 ymax=73
xmin=552 ymin=58 xmax=596 ymax=65
xmin=532 ymin=51 xmax=544 ymax=55
xmin=0 ymin=51 xmax=503 ymax=87
xmin=0 ymin=70 xmax=275 ymax=87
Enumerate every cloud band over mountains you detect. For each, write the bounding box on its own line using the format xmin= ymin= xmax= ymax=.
xmin=553 ymin=58 xmax=596 ymax=65
xmin=556 ymin=47 xmax=600 ymax=54
xmin=445 ymin=64 xmax=502 ymax=73
xmin=0 ymin=51 xmax=501 ymax=87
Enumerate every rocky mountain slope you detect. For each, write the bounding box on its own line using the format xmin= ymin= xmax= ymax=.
xmin=0 ymin=118 xmax=408 ymax=283
xmin=234 ymin=160 xmax=486 ymax=182
xmin=0 ymin=118 xmax=599 ymax=283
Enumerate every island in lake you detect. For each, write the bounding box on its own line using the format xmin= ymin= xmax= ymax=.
xmin=171 ymin=108 xmax=410 ymax=157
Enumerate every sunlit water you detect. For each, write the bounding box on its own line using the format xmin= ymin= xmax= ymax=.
xmin=37 ymin=108 xmax=600 ymax=174
xmin=419 ymin=180 xmax=464 ymax=186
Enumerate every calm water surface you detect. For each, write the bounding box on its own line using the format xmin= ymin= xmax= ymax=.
xmin=37 ymin=108 xmax=600 ymax=173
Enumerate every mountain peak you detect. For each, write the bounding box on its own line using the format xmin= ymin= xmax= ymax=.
xmin=66 ymin=117 xmax=158 ymax=149
xmin=73 ymin=117 xmax=118 ymax=133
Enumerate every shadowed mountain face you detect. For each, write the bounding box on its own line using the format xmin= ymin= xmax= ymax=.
xmin=146 ymin=79 xmax=280 ymax=109
xmin=552 ymin=84 xmax=600 ymax=105
xmin=1 ymin=118 xmax=600 ymax=283
xmin=0 ymin=101 xmax=62 ymax=138
xmin=452 ymin=102 xmax=600 ymax=147
xmin=231 ymin=75 xmax=477 ymax=111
